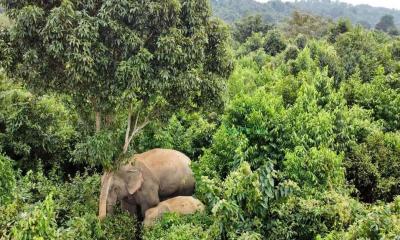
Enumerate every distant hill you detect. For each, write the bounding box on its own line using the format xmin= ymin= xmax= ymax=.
xmin=211 ymin=0 xmax=400 ymax=27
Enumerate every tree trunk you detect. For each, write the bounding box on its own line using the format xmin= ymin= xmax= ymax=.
xmin=95 ymin=111 xmax=101 ymax=133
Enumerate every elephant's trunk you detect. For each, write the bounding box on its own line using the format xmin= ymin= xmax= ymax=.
xmin=98 ymin=172 xmax=112 ymax=220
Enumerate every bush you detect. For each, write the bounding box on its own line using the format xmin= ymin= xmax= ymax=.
xmin=199 ymin=90 xmax=285 ymax=177
xmin=320 ymin=196 xmax=400 ymax=240
xmin=345 ymin=131 xmax=400 ymax=202
xmin=269 ymin=191 xmax=365 ymax=240
xmin=0 ymin=171 xmax=138 ymax=240
xmin=264 ymin=30 xmax=287 ymax=56
xmin=0 ymin=75 xmax=77 ymax=172
xmin=10 ymin=193 xmax=58 ymax=240
xmin=0 ymin=153 xmax=16 ymax=205
xmin=284 ymin=45 xmax=300 ymax=61
xmin=143 ymin=213 xmax=210 ymax=240
xmin=135 ymin=111 xmax=216 ymax=160
xmin=284 ymin=147 xmax=345 ymax=193
xmin=341 ymin=68 xmax=400 ymax=131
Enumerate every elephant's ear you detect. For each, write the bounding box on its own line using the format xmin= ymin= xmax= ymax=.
xmin=126 ymin=169 xmax=143 ymax=195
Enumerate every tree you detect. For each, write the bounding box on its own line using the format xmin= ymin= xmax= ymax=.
xmin=282 ymin=11 xmax=331 ymax=38
xmin=328 ymin=19 xmax=352 ymax=43
xmin=264 ymin=30 xmax=286 ymax=56
xmin=375 ymin=15 xmax=397 ymax=33
xmin=233 ymin=15 xmax=272 ymax=43
xmin=0 ymin=0 xmax=232 ymax=218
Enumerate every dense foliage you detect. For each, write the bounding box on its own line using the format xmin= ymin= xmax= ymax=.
xmin=211 ymin=0 xmax=400 ymax=27
xmin=1 ymin=1 xmax=400 ymax=240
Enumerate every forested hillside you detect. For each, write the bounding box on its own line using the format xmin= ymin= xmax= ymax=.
xmin=211 ymin=0 xmax=400 ymax=27
xmin=0 ymin=0 xmax=400 ymax=239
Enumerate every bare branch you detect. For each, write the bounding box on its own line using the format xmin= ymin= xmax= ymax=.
xmin=127 ymin=118 xmax=150 ymax=146
xmin=134 ymin=110 xmax=140 ymax=131
xmin=123 ymin=112 xmax=132 ymax=153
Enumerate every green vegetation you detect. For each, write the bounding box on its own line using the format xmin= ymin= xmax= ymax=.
xmin=1 ymin=1 xmax=400 ymax=239
xmin=211 ymin=0 xmax=400 ymax=27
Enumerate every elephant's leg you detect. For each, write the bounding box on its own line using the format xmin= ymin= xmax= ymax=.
xmin=121 ymin=198 xmax=138 ymax=217
xmin=138 ymin=191 xmax=160 ymax=218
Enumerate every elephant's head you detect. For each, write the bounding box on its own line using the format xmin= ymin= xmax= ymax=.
xmin=98 ymin=164 xmax=143 ymax=220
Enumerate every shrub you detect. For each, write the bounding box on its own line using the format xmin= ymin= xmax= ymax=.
xmin=10 ymin=193 xmax=58 ymax=240
xmin=345 ymin=131 xmax=400 ymax=202
xmin=135 ymin=111 xmax=216 ymax=160
xmin=143 ymin=213 xmax=210 ymax=240
xmin=0 ymin=75 xmax=77 ymax=172
xmin=320 ymin=196 xmax=400 ymax=240
xmin=269 ymin=191 xmax=365 ymax=240
xmin=284 ymin=45 xmax=300 ymax=62
xmin=284 ymin=147 xmax=345 ymax=193
xmin=199 ymin=90 xmax=285 ymax=177
xmin=0 ymin=153 xmax=16 ymax=205
xmin=264 ymin=30 xmax=287 ymax=56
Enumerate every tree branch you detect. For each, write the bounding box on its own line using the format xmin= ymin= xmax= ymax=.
xmin=123 ymin=112 xmax=132 ymax=154
xmin=127 ymin=118 xmax=150 ymax=146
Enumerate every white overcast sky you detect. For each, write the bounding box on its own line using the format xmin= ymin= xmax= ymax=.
xmin=256 ymin=0 xmax=400 ymax=10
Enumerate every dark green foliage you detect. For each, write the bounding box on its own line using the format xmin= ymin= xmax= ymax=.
xmin=72 ymin=131 xmax=121 ymax=170
xmin=295 ymin=34 xmax=308 ymax=49
xmin=233 ymin=15 xmax=272 ymax=43
xmin=0 ymin=172 xmax=138 ymax=239
xmin=375 ymin=15 xmax=398 ymax=34
xmin=211 ymin=0 xmax=400 ymax=27
xmin=308 ymin=41 xmax=345 ymax=86
xmin=199 ymin=90 xmax=285 ymax=178
xmin=135 ymin=111 xmax=217 ymax=160
xmin=334 ymin=28 xmax=392 ymax=83
xmin=0 ymin=0 xmax=233 ymax=170
xmin=328 ymin=19 xmax=352 ymax=43
xmin=341 ymin=69 xmax=400 ymax=131
xmin=0 ymin=74 xmax=77 ymax=172
xmin=284 ymin=45 xmax=299 ymax=62
xmin=320 ymin=196 xmax=400 ymax=239
xmin=0 ymin=153 xmax=15 ymax=205
xmin=345 ymin=131 xmax=400 ymax=203
xmin=269 ymin=191 xmax=365 ymax=240
xmin=1 ymin=2 xmax=400 ymax=239
xmin=142 ymin=213 xmax=211 ymax=240
xmin=264 ymin=30 xmax=286 ymax=56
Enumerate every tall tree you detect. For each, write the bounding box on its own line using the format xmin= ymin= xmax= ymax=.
xmin=233 ymin=14 xmax=272 ymax=43
xmin=375 ymin=14 xmax=397 ymax=34
xmin=0 ymin=0 xmax=232 ymax=217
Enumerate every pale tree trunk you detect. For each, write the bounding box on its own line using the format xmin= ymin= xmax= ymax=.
xmin=95 ymin=111 xmax=101 ymax=133
xmin=122 ymin=111 xmax=150 ymax=154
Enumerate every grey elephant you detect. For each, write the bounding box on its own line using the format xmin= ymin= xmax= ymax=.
xmin=143 ymin=196 xmax=205 ymax=226
xmin=98 ymin=148 xmax=195 ymax=220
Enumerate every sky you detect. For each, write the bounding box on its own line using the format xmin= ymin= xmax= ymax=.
xmin=256 ymin=0 xmax=400 ymax=10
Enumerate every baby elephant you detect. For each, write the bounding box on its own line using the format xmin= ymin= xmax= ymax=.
xmin=143 ymin=196 xmax=205 ymax=226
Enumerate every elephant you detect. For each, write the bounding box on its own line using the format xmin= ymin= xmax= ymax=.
xmin=98 ymin=148 xmax=195 ymax=220
xmin=143 ymin=196 xmax=205 ymax=227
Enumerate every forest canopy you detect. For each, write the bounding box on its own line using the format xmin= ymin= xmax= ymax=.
xmin=0 ymin=0 xmax=400 ymax=240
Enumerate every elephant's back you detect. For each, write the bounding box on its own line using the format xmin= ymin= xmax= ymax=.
xmin=164 ymin=196 xmax=205 ymax=214
xmin=134 ymin=148 xmax=194 ymax=196
xmin=134 ymin=148 xmax=191 ymax=169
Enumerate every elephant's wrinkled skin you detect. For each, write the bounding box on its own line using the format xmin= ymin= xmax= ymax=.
xmin=98 ymin=149 xmax=195 ymax=220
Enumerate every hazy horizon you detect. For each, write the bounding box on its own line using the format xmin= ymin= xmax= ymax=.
xmin=255 ymin=0 xmax=400 ymax=10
